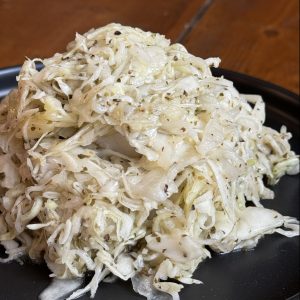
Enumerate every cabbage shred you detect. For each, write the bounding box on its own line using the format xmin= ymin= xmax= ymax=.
xmin=0 ymin=23 xmax=299 ymax=300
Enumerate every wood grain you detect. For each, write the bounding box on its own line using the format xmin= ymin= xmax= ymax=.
xmin=183 ymin=0 xmax=299 ymax=93
xmin=0 ymin=0 xmax=206 ymax=67
xmin=0 ymin=0 xmax=298 ymax=93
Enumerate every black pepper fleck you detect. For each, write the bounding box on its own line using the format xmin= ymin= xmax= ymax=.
xmin=164 ymin=184 xmax=168 ymax=193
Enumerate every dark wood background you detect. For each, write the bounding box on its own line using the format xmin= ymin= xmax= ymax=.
xmin=0 ymin=0 xmax=299 ymax=93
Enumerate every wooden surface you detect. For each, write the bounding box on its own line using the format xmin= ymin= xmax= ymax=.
xmin=0 ymin=0 xmax=299 ymax=93
xmin=183 ymin=0 xmax=300 ymax=94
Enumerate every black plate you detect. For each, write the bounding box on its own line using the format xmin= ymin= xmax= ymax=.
xmin=0 ymin=65 xmax=299 ymax=300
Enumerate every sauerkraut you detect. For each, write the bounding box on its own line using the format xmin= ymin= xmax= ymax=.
xmin=0 ymin=23 xmax=299 ymax=300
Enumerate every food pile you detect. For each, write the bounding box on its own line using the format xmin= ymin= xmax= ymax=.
xmin=0 ymin=24 xmax=299 ymax=300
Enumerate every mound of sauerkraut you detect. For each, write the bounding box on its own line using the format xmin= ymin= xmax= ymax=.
xmin=0 ymin=23 xmax=299 ymax=300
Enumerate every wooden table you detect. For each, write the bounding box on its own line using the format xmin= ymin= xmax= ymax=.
xmin=0 ymin=0 xmax=298 ymax=93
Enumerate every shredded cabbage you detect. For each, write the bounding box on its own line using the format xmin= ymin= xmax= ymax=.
xmin=0 ymin=23 xmax=299 ymax=300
